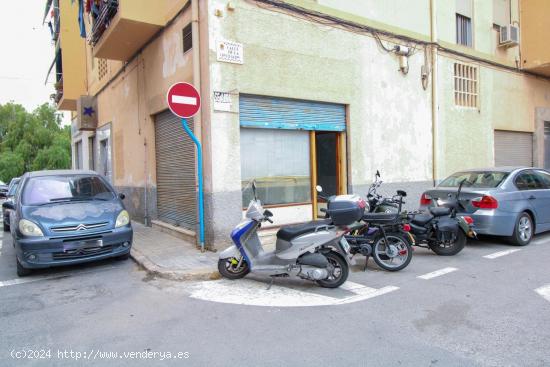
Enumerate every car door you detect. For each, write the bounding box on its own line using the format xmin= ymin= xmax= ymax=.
xmin=532 ymin=170 xmax=550 ymax=225
xmin=515 ymin=170 xmax=550 ymax=226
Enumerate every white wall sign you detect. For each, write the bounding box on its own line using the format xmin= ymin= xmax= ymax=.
xmin=216 ymin=40 xmax=244 ymax=64
xmin=213 ymin=91 xmax=233 ymax=112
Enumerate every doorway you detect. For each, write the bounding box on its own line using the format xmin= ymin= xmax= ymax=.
xmin=312 ymin=131 xmax=346 ymax=218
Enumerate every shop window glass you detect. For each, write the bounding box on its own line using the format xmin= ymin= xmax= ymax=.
xmin=240 ymin=128 xmax=311 ymax=206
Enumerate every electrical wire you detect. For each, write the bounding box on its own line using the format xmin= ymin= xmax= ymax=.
xmin=248 ymin=0 xmax=550 ymax=81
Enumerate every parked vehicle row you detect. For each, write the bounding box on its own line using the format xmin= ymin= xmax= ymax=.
xmin=2 ymin=170 xmax=133 ymax=277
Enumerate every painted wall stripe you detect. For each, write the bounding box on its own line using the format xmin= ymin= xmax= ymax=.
xmin=535 ymin=285 xmax=550 ymax=303
xmin=483 ymin=249 xmax=521 ymax=259
xmin=417 ymin=267 xmax=458 ymax=280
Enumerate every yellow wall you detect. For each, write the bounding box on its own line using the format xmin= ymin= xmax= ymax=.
xmin=521 ymin=0 xmax=550 ymax=74
xmin=58 ymin=0 xmax=87 ymax=110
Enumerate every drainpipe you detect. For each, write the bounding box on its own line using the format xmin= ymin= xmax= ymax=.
xmin=430 ymin=0 xmax=439 ymax=186
xmin=191 ymin=0 xmax=205 ymax=251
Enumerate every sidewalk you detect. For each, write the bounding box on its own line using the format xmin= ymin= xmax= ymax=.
xmin=130 ymin=222 xmax=220 ymax=281
xmin=130 ymin=222 xmax=280 ymax=281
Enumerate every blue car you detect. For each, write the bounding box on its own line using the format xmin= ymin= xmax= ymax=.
xmin=6 ymin=170 xmax=133 ymax=276
xmin=420 ymin=167 xmax=550 ymax=246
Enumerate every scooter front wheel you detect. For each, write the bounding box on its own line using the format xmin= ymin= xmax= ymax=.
xmin=218 ymin=257 xmax=250 ymax=279
xmin=316 ymin=252 xmax=349 ymax=288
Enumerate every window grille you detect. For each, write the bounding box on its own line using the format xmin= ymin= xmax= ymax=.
xmin=454 ymin=63 xmax=478 ymax=108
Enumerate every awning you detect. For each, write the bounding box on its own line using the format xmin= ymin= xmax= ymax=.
xmin=44 ymin=46 xmax=61 ymax=85
xmin=42 ymin=0 xmax=53 ymax=24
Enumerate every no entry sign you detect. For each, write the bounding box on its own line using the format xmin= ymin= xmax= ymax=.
xmin=167 ymin=82 xmax=201 ymax=118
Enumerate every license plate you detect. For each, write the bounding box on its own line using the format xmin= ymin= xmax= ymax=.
xmin=64 ymin=239 xmax=103 ymax=251
xmin=340 ymin=237 xmax=351 ymax=254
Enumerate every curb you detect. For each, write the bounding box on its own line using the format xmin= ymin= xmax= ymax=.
xmin=130 ymin=247 xmax=221 ymax=281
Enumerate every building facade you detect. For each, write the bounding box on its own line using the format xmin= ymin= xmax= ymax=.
xmin=46 ymin=0 xmax=550 ymax=249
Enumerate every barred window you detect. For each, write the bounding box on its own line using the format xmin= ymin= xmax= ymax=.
xmin=182 ymin=23 xmax=192 ymax=53
xmin=456 ymin=14 xmax=473 ymax=47
xmin=454 ymin=63 xmax=478 ymax=108
xmin=98 ymin=58 xmax=108 ymax=81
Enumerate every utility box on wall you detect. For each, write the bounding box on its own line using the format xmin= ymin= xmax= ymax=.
xmin=76 ymin=95 xmax=98 ymax=131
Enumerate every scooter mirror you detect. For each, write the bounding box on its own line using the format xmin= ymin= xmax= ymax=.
xmin=376 ymin=170 xmax=381 ymax=178
xmin=397 ymin=190 xmax=407 ymax=197
xmin=316 ymin=185 xmax=323 ymax=193
xmin=252 ymin=180 xmax=257 ymax=200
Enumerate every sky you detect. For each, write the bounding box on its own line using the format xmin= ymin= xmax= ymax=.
xmin=0 ymin=1 xmax=70 ymax=123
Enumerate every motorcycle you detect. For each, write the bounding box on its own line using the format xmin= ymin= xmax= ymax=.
xmin=366 ymin=171 xmax=475 ymax=256
xmin=218 ymin=181 xmax=362 ymax=288
xmin=320 ymin=185 xmax=413 ymax=272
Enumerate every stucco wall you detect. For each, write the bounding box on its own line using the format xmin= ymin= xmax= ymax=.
xmin=93 ymin=7 xmax=195 ymax=222
xmin=204 ymin=0 xmax=434 ymax=245
xmin=436 ymin=53 xmax=550 ymax=180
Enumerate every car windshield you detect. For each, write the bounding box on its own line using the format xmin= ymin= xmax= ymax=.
xmin=439 ymin=171 xmax=509 ymax=188
xmin=22 ymin=175 xmax=115 ymax=206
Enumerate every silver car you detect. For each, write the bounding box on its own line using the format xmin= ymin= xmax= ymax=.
xmin=420 ymin=167 xmax=550 ymax=246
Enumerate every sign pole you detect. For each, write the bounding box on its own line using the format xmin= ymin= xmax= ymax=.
xmin=181 ymin=118 xmax=205 ymax=252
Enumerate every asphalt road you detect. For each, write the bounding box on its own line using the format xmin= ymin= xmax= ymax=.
xmin=1 ymin=223 xmax=550 ymax=367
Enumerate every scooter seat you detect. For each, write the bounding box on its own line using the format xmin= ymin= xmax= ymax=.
xmin=429 ymin=207 xmax=451 ymax=217
xmin=276 ymin=219 xmax=333 ymax=242
xmin=362 ymin=212 xmax=400 ymax=223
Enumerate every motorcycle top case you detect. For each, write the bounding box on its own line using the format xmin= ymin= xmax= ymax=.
xmin=327 ymin=195 xmax=366 ymax=225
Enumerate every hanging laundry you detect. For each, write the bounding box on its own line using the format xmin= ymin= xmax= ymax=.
xmin=78 ymin=0 xmax=86 ymax=38
xmin=85 ymin=0 xmax=91 ymax=13
xmin=91 ymin=0 xmax=100 ymax=17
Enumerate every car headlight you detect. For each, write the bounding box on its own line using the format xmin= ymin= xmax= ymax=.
xmin=115 ymin=210 xmax=130 ymax=228
xmin=19 ymin=219 xmax=44 ymax=237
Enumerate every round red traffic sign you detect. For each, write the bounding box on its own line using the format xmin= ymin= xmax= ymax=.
xmin=167 ymin=82 xmax=201 ymax=118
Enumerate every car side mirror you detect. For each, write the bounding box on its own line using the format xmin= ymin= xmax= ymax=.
xmin=118 ymin=193 xmax=126 ymax=200
xmin=2 ymin=201 xmax=14 ymax=210
xmin=397 ymin=190 xmax=407 ymax=197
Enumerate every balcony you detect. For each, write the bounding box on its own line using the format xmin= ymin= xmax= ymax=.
xmin=90 ymin=0 xmax=187 ymax=61
xmin=520 ymin=0 xmax=550 ymax=76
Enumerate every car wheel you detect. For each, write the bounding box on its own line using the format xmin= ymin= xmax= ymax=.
xmin=510 ymin=212 xmax=534 ymax=246
xmin=16 ymin=258 xmax=32 ymax=277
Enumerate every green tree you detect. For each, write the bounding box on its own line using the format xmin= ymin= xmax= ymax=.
xmin=0 ymin=102 xmax=71 ymax=183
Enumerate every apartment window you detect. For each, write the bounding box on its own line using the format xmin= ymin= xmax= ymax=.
xmin=493 ymin=0 xmax=511 ymax=27
xmin=456 ymin=14 xmax=473 ymax=47
xmin=98 ymin=58 xmax=108 ymax=81
xmin=454 ymin=63 xmax=478 ymax=108
xmin=182 ymin=24 xmax=192 ymax=53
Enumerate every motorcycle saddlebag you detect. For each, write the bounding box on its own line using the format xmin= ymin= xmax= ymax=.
xmin=436 ymin=217 xmax=459 ymax=242
xmin=327 ymin=195 xmax=366 ymax=225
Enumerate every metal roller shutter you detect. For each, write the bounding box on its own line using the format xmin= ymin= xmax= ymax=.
xmin=154 ymin=110 xmax=197 ymax=230
xmin=239 ymin=95 xmax=346 ymax=131
xmin=494 ymin=130 xmax=533 ymax=167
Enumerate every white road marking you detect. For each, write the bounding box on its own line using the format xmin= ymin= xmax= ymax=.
xmin=483 ymin=249 xmax=521 ymax=259
xmin=535 ymin=285 xmax=550 ymax=303
xmin=171 ymin=95 xmax=197 ymax=105
xmin=0 ymin=266 xmax=117 ymax=288
xmin=189 ymin=279 xmax=399 ymax=307
xmin=417 ymin=267 xmax=458 ymax=280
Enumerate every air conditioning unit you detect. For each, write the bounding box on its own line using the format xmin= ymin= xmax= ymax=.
xmin=499 ymin=24 xmax=519 ymax=47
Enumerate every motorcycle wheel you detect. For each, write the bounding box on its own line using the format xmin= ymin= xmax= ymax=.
xmin=218 ymin=257 xmax=250 ymax=279
xmin=429 ymin=230 xmax=466 ymax=256
xmin=316 ymin=251 xmax=349 ymax=288
xmin=372 ymin=233 xmax=413 ymax=272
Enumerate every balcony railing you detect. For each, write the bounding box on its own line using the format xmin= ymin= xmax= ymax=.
xmin=89 ymin=0 xmax=119 ymax=46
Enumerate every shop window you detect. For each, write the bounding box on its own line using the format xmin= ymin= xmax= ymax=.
xmin=454 ymin=63 xmax=478 ymax=108
xmin=88 ymin=136 xmax=96 ymax=170
xmin=240 ymin=128 xmax=311 ymax=206
xmin=182 ymin=23 xmax=192 ymax=53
